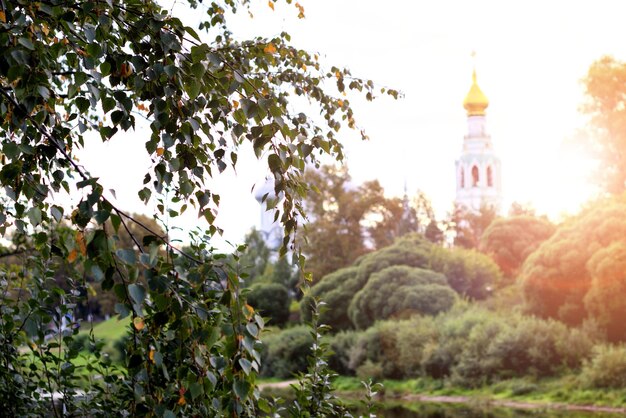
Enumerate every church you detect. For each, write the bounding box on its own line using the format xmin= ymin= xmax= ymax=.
xmin=455 ymin=69 xmax=502 ymax=212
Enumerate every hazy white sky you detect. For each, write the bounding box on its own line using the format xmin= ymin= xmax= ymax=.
xmin=80 ymin=0 xmax=626 ymax=246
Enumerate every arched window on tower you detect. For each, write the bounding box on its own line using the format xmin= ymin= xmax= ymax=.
xmin=471 ymin=166 xmax=479 ymax=187
xmin=460 ymin=168 xmax=465 ymax=188
xmin=487 ymin=166 xmax=493 ymax=187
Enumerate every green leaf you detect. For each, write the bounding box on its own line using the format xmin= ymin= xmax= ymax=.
xmin=114 ymin=303 xmax=130 ymax=319
xmin=102 ymin=97 xmax=116 ymax=113
xmin=233 ymin=379 xmax=250 ymax=400
xmin=18 ymin=37 xmax=34 ymax=50
xmin=189 ymin=382 xmax=203 ymax=399
xmin=185 ymin=79 xmax=201 ymax=100
xmin=116 ymin=249 xmax=136 ymax=265
xmin=27 ymin=207 xmax=42 ymax=226
xmin=50 ymin=206 xmax=63 ymax=222
xmin=3 ymin=142 xmax=19 ymax=159
xmin=128 ymin=283 xmax=146 ymax=305
xmin=268 ymin=154 xmax=281 ymax=172
xmin=191 ymin=62 xmax=205 ymax=78
xmin=238 ymin=358 xmax=252 ymax=375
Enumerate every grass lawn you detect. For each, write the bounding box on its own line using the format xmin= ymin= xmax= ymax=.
xmin=81 ymin=316 xmax=131 ymax=344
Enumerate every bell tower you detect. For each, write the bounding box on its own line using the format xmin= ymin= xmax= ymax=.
xmin=455 ymin=67 xmax=502 ymax=212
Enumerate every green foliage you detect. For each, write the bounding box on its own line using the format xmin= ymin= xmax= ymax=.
xmin=260 ymin=326 xmax=312 ymax=379
xmin=288 ymin=295 xmax=351 ymax=417
xmin=0 ymin=0 xmax=398 ymax=415
xmin=450 ymin=204 xmax=498 ymax=249
xmin=480 ymin=215 xmax=555 ymax=280
xmin=583 ymin=241 xmax=626 ymax=342
xmin=582 ymin=56 xmax=626 ymax=194
xmin=247 ymin=282 xmax=290 ymax=327
xmin=238 ymin=228 xmax=271 ymax=282
xmin=327 ymin=330 xmax=358 ymax=376
xmin=301 ymin=165 xmax=388 ymax=281
xmin=348 ymin=266 xmax=456 ymax=329
xmin=301 ymin=266 xmax=359 ymax=331
xmin=429 ymin=246 xmax=502 ymax=299
xmin=304 ymin=233 xmax=500 ymax=331
xmin=520 ymin=195 xmax=626 ymax=327
xmin=342 ymin=305 xmax=595 ymax=387
xmin=580 ymin=344 xmax=626 ymax=388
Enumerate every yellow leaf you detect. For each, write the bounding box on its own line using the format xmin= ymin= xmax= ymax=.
xmin=68 ymin=249 xmax=78 ymax=263
xmin=268 ymin=1 xmax=274 ymax=10
xmin=337 ymin=99 xmax=344 ymax=108
xmin=133 ymin=317 xmax=145 ymax=331
xmin=263 ymin=43 xmax=277 ymax=54
xmin=156 ymin=147 xmax=164 ymax=156
xmin=301 ymin=63 xmax=307 ymax=71
xmin=120 ymin=62 xmax=132 ymax=78
xmin=244 ymin=303 xmax=254 ymax=319
xmin=232 ymin=100 xmax=239 ymax=109
xmin=177 ymin=395 xmax=186 ymax=406
xmin=335 ymin=70 xmax=341 ymax=79
xmin=149 ymin=349 xmax=155 ymax=363
xmin=0 ymin=11 xmax=6 ymax=23
xmin=76 ymin=231 xmax=86 ymax=256
xmin=41 ymin=23 xmax=49 ymax=36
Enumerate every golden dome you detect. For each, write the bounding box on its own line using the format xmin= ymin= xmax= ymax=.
xmin=463 ymin=69 xmax=489 ymax=116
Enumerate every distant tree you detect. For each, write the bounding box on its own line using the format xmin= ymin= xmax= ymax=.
xmin=508 ymin=201 xmax=537 ymax=217
xmin=450 ymin=204 xmax=498 ymax=249
xmin=300 ymin=266 xmax=359 ymax=331
xmin=520 ymin=196 xmax=626 ymax=326
xmin=582 ymin=56 xmax=626 ymax=194
xmin=302 ymin=233 xmax=501 ymax=330
xmin=584 ymin=241 xmax=626 ymax=342
xmin=429 ymin=245 xmax=502 ymax=299
xmin=348 ymin=265 xmax=457 ymax=329
xmin=368 ymin=196 xmax=415 ymax=249
xmin=480 ymin=215 xmax=556 ymax=280
xmin=301 ymin=165 xmax=387 ymax=280
xmin=247 ymin=283 xmax=290 ymax=327
xmin=238 ymin=228 xmax=271 ymax=282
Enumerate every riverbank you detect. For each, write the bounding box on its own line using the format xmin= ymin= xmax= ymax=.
xmin=261 ymin=375 xmax=626 ymax=414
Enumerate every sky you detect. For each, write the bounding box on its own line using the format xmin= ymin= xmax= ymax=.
xmin=79 ymin=0 xmax=626 ymax=246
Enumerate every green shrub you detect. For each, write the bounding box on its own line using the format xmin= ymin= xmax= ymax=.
xmin=260 ymin=326 xmax=313 ymax=378
xmin=394 ymin=316 xmax=439 ymax=378
xmin=581 ymin=344 xmax=626 ymax=388
xmin=348 ymin=317 xmax=440 ymax=380
xmin=348 ymin=321 xmax=404 ymax=379
xmin=327 ymin=330 xmax=358 ymax=376
xmin=300 ymin=267 xmax=359 ymax=331
xmin=247 ymin=282 xmax=290 ymax=327
xmin=355 ymin=360 xmax=383 ymax=381
xmin=421 ymin=304 xmax=491 ymax=378
xmin=429 ymin=246 xmax=502 ymax=300
xmin=348 ymin=265 xmax=456 ymax=329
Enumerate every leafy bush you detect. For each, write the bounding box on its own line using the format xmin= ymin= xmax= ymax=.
xmin=327 ymin=331 xmax=358 ymax=376
xmin=480 ymin=215 xmax=555 ymax=280
xmin=584 ymin=241 xmax=626 ymax=342
xmin=349 ymin=266 xmax=455 ymax=329
xmin=260 ymin=326 xmax=313 ymax=378
xmin=580 ymin=345 xmax=626 ymax=388
xmin=356 ymin=361 xmax=384 ymax=381
xmin=521 ymin=196 xmax=626 ymax=325
xmin=300 ymin=267 xmax=359 ymax=331
xmin=429 ymin=246 xmax=502 ymax=299
xmin=247 ymin=283 xmax=291 ymax=327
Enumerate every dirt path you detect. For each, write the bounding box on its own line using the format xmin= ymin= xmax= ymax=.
xmin=259 ymin=380 xmax=298 ymax=390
